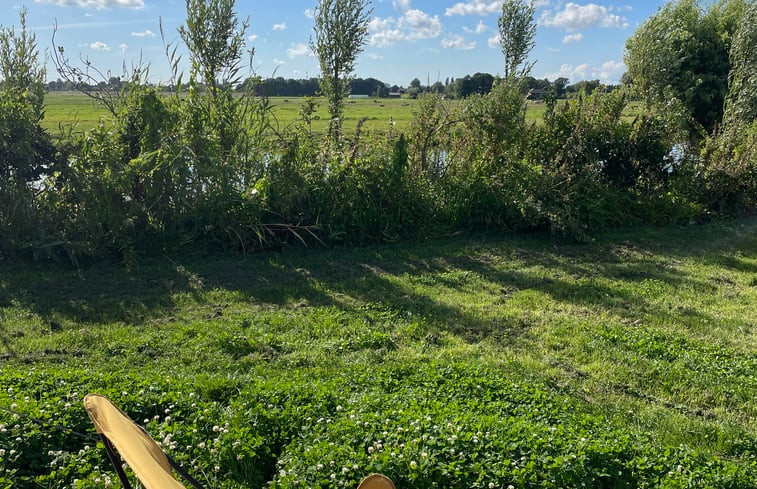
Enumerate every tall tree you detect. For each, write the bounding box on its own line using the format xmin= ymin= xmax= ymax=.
xmin=722 ymin=2 xmax=757 ymax=129
xmin=498 ymin=0 xmax=537 ymax=79
xmin=178 ymin=0 xmax=249 ymax=93
xmin=311 ymin=0 xmax=373 ymax=149
xmin=0 ymin=7 xmax=51 ymax=183
xmin=624 ymin=0 xmax=746 ymax=134
xmin=0 ymin=7 xmax=44 ymax=116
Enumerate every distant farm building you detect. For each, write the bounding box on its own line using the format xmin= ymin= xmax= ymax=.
xmin=527 ymin=88 xmax=548 ymax=100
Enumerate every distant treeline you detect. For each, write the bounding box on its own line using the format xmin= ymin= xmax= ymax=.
xmin=44 ymin=74 xmax=622 ymax=100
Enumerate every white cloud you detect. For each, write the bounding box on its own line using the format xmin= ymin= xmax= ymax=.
xmin=304 ymin=8 xmax=314 ymax=19
xmin=445 ymin=0 xmax=500 ymax=16
xmin=365 ymin=52 xmax=384 ymax=60
xmin=595 ymin=60 xmax=626 ymax=82
xmin=89 ymin=41 xmax=111 ymax=51
xmin=542 ymin=60 xmax=625 ymax=83
xmin=248 ymin=34 xmax=259 ymax=42
xmin=272 ymin=23 xmax=287 ymax=31
xmin=130 ymin=29 xmax=155 ymax=37
xmin=540 ymin=3 xmax=629 ymax=30
xmin=400 ymin=9 xmax=443 ymax=40
xmin=369 ymin=9 xmax=442 ymax=47
xmin=370 ymin=27 xmax=405 ymax=48
xmin=464 ymin=20 xmax=488 ymax=34
xmin=287 ymin=43 xmax=313 ymax=58
xmin=369 ymin=17 xmax=394 ymax=32
xmin=119 ymin=43 xmax=127 ymax=53
xmin=562 ymin=33 xmax=583 ymax=43
xmin=34 ymin=0 xmax=144 ymax=8
xmin=441 ymin=35 xmax=476 ymax=50
xmin=543 ymin=63 xmax=587 ymax=82
xmin=487 ymin=34 xmax=500 ymax=49
xmin=273 ymin=58 xmax=286 ymax=66
xmin=392 ymin=0 xmax=411 ymax=11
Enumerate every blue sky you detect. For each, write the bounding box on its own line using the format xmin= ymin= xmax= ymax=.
xmin=6 ymin=0 xmax=668 ymax=87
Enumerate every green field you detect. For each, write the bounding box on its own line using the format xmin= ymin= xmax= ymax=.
xmin=2 ymin=219 xmax=757 ymax=487
xmin=41 ymin=91 xmax=554 ymax=135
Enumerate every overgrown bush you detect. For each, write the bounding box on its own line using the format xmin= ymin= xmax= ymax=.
xmin=700 ymin=121 xmax=757 ymax=214
xmin=2 ymin=0 xmax=754 ymax=263
xmin=526 ymin=90 xmax=695 ymax=240
xmin=0 ymin=8 xmax=59 ymax=259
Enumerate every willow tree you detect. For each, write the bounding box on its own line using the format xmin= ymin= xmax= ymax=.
xmin=0 ymin=7 xmax=49 ymax=183
xmin=311 ymin=0 xmax=373 ymax=150
xmin=624 ymin=0 xmax=746 ymax=134
xmin=498 ymin=0 xmax=536 ymax=79
xmin=723 ymin=2 xmax=757 ymax=129
xmin=178 ymin=0 xmax=249 ymax=93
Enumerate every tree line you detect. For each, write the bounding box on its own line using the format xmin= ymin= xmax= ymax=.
xmin=43 ymin=74 xmax=617 ymax=100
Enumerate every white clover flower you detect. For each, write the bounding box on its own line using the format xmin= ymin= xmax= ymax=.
xmin=330 ymin=473 xmax=337 ymax=480
xmin=421 ymin=452 xmax=428 ymax=458
xmin=489 ymin=483 xmax=495 ymax=489
xmin=367 ymin=446 xmax=374 ymax=454
xmin=316 ymin=464 xmax=324 ymax=470
xmin=409 ymin=460 xmax=418 ymax=469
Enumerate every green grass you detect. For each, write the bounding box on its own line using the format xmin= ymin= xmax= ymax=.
xmin=41 ymin=91 xmax=113 ymax=134
xmin=40 ymin=92 xmax=425 ymax=135
xmin=41 ymin=92 xmax=554 ymax=134
xmin=1 ymin=218 xmax=756 ymax=487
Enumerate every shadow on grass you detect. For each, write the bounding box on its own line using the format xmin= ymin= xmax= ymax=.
xmin=0 ymin=218 xmax=755 ymax=346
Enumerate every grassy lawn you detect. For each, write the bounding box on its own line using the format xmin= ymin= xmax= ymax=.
xmin=41 ymin=92 xmax=553 ymax=135
xmin=1 ymin=219 xmax=756 ymax=487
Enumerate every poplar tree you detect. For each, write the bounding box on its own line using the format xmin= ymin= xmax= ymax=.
xmin=498 ymin=0 xmax=536 ymax=79
xmin=311 ymin=0 xmax=373 ymax=150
